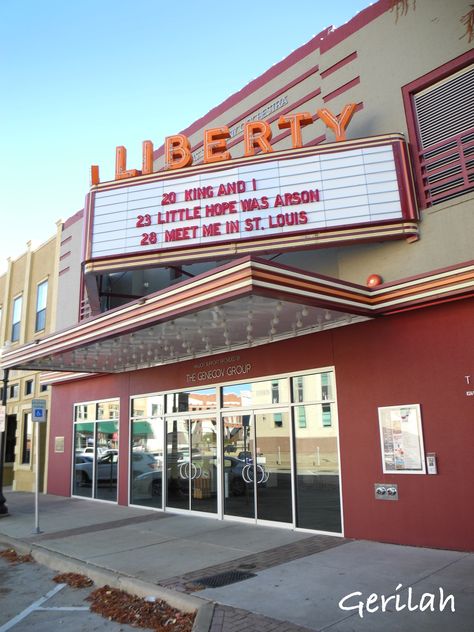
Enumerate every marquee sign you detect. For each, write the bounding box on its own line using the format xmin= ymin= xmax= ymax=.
xmin=86 ymin=134 xmax=417 ymax=265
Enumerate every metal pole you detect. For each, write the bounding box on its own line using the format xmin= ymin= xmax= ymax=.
xmin=0 ymin=368 xmax=10 ymax=516
xmin=34 ymin=418 xmax=41 ymax=533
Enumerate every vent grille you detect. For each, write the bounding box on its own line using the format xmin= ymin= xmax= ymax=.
xmin=414 ymin=64 xmax=474 ymax=149
xmin=413 ymin=63 xmax=474 ymax=206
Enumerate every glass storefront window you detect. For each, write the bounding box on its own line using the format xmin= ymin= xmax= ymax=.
xmin=293 ymin=403 xmax=341 ymax=532
xmin=165 ymin=388 xmax=217 ymax=413
xmin=222 ymin=379 xmax=289 ymax=408
xmin=73 ymin=422 xmax=94 ymax=498
xmin=130 ymin=416 xmax=163 ymax=508
xmin=97 ymin=402 xmax=119 ymax=420
xmin=291 ymin=372 xmax=334 ymax=403
xmin=75 ymin=403 xmax=96 ymax=421
xmin=125 ymin=369 xmax=341 ymax=532
xmin=95 ymin=420 xmax=119 ymax=502
xmin=132 ymin=395 xmax=164 ymax=418
xmin=73 ymin=399 xmax=119 ymax=502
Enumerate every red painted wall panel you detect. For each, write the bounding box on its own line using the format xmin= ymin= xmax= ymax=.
xmin=47 ymin=299 xmax=474 ymax=551
xmin=334 ymin=299 xmax=474 ymax=551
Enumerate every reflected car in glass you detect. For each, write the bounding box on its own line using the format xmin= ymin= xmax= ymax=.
xmin=75 ymin=452 xmax=159 ymax=487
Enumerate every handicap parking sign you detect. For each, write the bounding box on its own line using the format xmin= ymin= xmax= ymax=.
xmin=31 ymin=399 xmax=47 ymax=422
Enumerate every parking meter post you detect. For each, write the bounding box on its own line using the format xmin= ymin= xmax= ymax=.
xmin=0 ymin=368 xmax=10 ymax=517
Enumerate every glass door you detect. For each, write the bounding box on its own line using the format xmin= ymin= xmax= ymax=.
xmin=166 ymin=417 xmax=189 ymax=510
xmin=222 ymin=413 xmax=255 ymax=520
xmin=190 ymin=417 xmax=217 ymax=514
xmin=223 ymin=409 xmax=292 ymax=524
xmin=166 ymin=416 xmax=217 ymax=514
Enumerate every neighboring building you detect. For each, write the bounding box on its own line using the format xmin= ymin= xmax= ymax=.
xmin=2 ymin=0 xmax=474 ymax=551
xmin=0 ymin=209 xmax=84 ymax=492
xmin=0 ymin=232 xmax=61 ymax=491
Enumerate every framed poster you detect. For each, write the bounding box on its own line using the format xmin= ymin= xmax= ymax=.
xmin=378 ymin=404 xmax=426 ymax=474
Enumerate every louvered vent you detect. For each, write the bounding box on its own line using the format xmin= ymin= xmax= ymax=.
xmin=414 ymin=64 xmax=474 ymax=149
xmin=413 ymin=64 xmax=474 ymax=206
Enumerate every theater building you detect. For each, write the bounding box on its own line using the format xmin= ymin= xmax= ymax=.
xmin=2 ymin=0 xmax=473 ymax=551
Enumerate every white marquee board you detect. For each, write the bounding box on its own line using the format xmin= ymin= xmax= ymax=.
xmin=89 ymin=142 xmax=407 ymax=260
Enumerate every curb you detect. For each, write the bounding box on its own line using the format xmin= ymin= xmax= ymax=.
xmin=0 ymin=534 xmax=214 ymax=632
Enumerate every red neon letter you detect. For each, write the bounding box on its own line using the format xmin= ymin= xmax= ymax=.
xmin=142 ymin=140 xmax=154 ymax=175
xmin=278 ymin=112 xmax=313 ymax=148
xmin=115 ymin=146 xmax=141 ymax=180
xmin=316 ymin=103 xmax=357 ymax=142
xmin=244 ymin=121 xmax=273 ymax=157
xmin=203 ymin=126 xmax=231 ymax=164
xmin=165 ymin=134 xmax=193 ymax=170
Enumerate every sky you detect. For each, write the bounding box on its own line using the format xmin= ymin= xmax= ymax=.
xmin=0 ymin=0 xmax=371 ymax=274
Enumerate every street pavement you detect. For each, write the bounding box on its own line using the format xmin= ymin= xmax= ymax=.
xmin=0 ymin=491 xmax=473 ymax=632
xmin=0 ymin=555 xmax=141 ymax=631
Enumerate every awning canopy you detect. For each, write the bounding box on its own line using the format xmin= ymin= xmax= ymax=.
xmin=2 ymin=256 xmax=473 ymax=377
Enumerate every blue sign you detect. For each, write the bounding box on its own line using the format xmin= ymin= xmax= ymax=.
xmin=31 ymin=399 xmax=47 ymax=423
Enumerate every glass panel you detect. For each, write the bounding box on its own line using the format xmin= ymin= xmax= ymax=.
xmin=36 ymin=280 xmax=48 ymax=310
xmin=291 ymin=372 xmax=334 ymax=403
xmin=222 ymin=414 xmax=255 ymax=519
xmin=35 ymin=280 xmax=48 ymax=332
xmin=132 ymin=395 xmax=164 ymax=418
xmin=190 ymin=417 xmax=218 ymax=514
xmin=294 ymin=404 xmax=341 ymax=532
xmin=11 ymin=296 xmax=22 ymax=342
xmin=166 ymin=418 xmax=190 ymax=510
xmin=75 ymin=403 xmax=96 ymax=421
xmin=73 ymin=422 xmax=94 ymax=497
xmin=255 ymin=410 xmax=292 ymax=523
xmin=222 ymin=379 xmax=289 ymax=408
xmin=97 ymin=400 xmax=119 ymax=420
xmin=95 ymin=420 xmax=119 ymax=501
xmin=165 ymin=388 xmax=217 ymax=413
xmin=130 ymin=418 xmax=164 ymax=508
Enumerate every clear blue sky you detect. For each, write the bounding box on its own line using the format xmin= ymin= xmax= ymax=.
xmin=0 ymin=0 xmax=370 ymax=273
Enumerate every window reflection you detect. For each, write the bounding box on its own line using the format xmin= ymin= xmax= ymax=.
xmin=72 ymin=400 xmax=119 ymax=502
xmin=132 ymin=396 xmax=164 ymax=418
xmin=291 ymin=373 xmax=333 ymax=403
xmin=165 ymin=389 xmax=216 ymax=413
xmin=130 ymin=417 xmax=163 ymax=508
xmin=124 ymin=369 xmax=340 ymax=531
xmin=294 ymin=403 xmax=340 ymax=532
xmin=222 ymin=379 xmax=289 ymax=408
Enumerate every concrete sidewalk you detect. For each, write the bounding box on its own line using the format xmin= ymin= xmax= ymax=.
xmin=0 ymin=491 xmax=472 ymax=632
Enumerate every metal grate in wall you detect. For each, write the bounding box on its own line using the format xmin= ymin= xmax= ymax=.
xmin=414 ymin=64 xmax=474 ymax=206
xmin=414 ymin=64 xmax=474 ymax=149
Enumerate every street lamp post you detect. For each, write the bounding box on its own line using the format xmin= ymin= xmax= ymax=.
xmin=0 ymin=368 xmax=10 ymax=516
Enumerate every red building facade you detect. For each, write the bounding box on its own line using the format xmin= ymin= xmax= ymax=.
xmin=2 ymin=0 xmax=473 ymax=550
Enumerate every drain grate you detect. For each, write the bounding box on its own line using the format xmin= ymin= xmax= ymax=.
xmin=196 ymin=569 xmax=256 ymax=588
